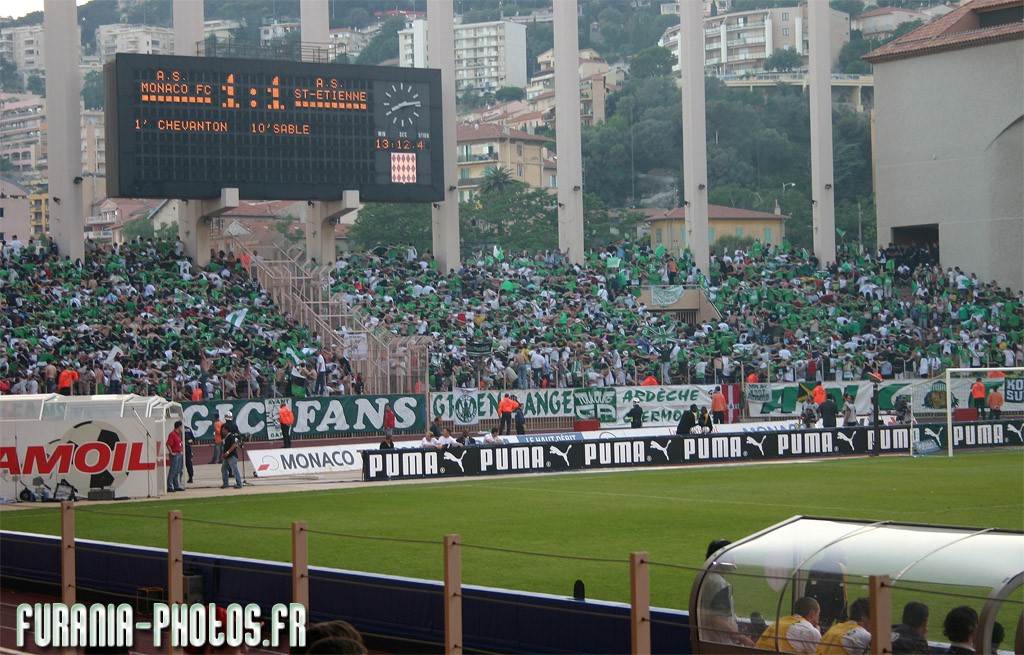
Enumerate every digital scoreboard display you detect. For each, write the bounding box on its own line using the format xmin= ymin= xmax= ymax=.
xmin=105 ymin=54 xmax=444 ymax=202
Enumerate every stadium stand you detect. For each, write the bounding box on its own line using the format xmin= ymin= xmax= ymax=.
xmin=1 ymin=235 xmax=1021 ymax=400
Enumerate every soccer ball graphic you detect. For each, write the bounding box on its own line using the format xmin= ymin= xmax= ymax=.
xmin=43 ymin=421 xmax=131 ymax=494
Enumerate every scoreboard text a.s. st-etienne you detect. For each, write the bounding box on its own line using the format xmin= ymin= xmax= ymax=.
xmin=105 ymin=53 xmax=444 ymax=202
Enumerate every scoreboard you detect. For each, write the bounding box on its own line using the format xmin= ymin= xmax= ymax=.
xmin=105 ymin=54 xmax=444 ymax=202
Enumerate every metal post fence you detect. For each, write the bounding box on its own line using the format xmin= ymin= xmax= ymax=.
xmin=869 ymin=575 xmax=892 ymax=654
xmin=293 ymin=521 xmax=309 ymax=612
xmin=444 ymin=535 xmax=463 ymax=655
xmin=61 ymin=501 xmax=75 ymax=607
xmin=630 ymin=552 xmax=650 ymax=655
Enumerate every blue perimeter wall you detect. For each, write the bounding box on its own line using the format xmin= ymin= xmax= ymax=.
xmin=0 ymin=531 xmax=691 ymax=654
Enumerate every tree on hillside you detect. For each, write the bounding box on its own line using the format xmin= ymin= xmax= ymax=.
xmin=348 ymin=202 xmax=432 ymax=253
xmin=82 ymin=70 xmax=104 ymax=110
xmin=340 ymin=7 xmax=372 ymax=29
xmin=459 ymin=184 xmax=557 ymax=252
xmin=629 ymin=45 xmax=675 ymax=80
xmin=122 ymin=215 xmax=154 ymax=241
xmin=26 ymin=74 xmax=44 ymax=97
xmin=495 ymin=87 xmax=526 ymax=102
xmin=830 ymin=0 xmax=866 ymax=17
xmin=1 ymin=55 xmax=24 ymax=93
xmin=356 ymin=16 xmax=406 ymax=65
xmin=762 ymin=48 xmax=804 ymax=72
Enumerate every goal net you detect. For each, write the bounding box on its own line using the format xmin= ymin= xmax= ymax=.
xmin=886 ymin=368 xmax=1023 ymax=456
xmin=940 ymin=367 xmax=1024 ymax=456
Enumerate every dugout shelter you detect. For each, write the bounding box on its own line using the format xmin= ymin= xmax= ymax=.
xmin=690 ymin=515 xmax=1023 ymax=654
xmin=0 ymin=394 xmax=181 ymax=502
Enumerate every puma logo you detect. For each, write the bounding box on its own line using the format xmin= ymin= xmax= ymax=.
xmin=923 ymin=427 xmax=943 ymax=440
xmin=649 ymin=440 xmax=670 ymax=461
xmin=549 ymin=444 xmax=572 ymax=466
xmin=1007 ymin=424 xmax=1022 ymax=442
xmin=837 ymin=431 xmax=855 ymax=449
xmin=443 ymin=450 xmax=466 ymax=472
xmin=745 ymin=435 xmax=767 ymax=456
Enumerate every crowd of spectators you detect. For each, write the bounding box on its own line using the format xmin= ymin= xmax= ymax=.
xmin=1 ymin=233 xmax=1021 ymax=400
xmin=325 ymin=239 xmax=1022 ymax=392
xmin=0 ymin=235 xmax=325 ymax=401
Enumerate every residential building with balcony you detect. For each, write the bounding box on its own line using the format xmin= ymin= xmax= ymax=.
xmin=526 ymin=48 xmax=622 ymax=127
xmin=259 ymin=21 xmax=300 ymax=45
xmin=329 ymin=27 xmax=372 ymax=60
xmin=854 ymin=7 xmax=928 ymax=40
xmin=0 ymin=93 xmax=46 ymax=177
xmin=204 ymin=19 xmax=243 ymax=42
xmin=659 ymin=6 xmax=850 ymax=76
xmin=455 ymin=123 xmax=553 ymax=202
xmin=97 ymin=24 xmax=175 ymax=63
xmin=81 ymin=108 xmax=106 ymax=213
xmin=398 ymin=19 xmax=527 ymax=94
xmin=660 ymin=1 xmax=734 ymax=18
xmin=1 ymin=24 xmax=47 ymax=73
xmin=27 ymin=191 xmax=49 ymax=238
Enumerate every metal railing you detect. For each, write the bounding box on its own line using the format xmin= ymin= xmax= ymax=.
xmin=222 ymin=234 xmax=429 ymax=396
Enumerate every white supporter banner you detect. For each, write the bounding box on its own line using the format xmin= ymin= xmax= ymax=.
xmin=452 ymin=387 xmax=479 ymax=425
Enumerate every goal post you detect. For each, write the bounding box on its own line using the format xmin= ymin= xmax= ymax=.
xmin=944 ymin=367 xmax=1024 ymax=457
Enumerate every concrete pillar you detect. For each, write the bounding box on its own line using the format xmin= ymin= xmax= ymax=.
xmin=553 ymin=0 xmax=584 ymax=264
xmin=808 ymin=1 xmax=837 ymax=266
xmin=172 ymin=0 xmax=204 ymax=56
xmin=303 ymin=192 xmax=360 ymax=266
xmin=300 ymin=0 xmax=329 ymax=62
xmin=680 ymin=0 xmax=710 ymax=274
xmin=43 ymin=0 xmax=84 ymax=262
xmin=178 ymin=188 xmax=239 ymax=269
xmin=427 ymin=0 xmax=461 ymax=273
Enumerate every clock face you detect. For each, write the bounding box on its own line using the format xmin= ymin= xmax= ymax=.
xmin=382 ymin=82 xmax=422 ymax=130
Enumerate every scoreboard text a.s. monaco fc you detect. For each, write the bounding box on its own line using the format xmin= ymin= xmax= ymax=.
xmin=105 ymin=53 xmax=444 ymax=202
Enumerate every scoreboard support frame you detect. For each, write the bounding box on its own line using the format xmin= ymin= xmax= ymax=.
xmin=179 ymin=188 xmax=239 ymax=268
xmin=303 ymin=192 xmax=361 ymax=266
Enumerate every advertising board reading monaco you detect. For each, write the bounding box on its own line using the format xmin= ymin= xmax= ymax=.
xmin=105 ymin=54 xmax=444 ymax=202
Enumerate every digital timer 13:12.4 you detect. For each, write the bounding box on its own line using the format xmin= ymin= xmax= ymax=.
xmin=375 ymin=138 xmax=428 ymax=151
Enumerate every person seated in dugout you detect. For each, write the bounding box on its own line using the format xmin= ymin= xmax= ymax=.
xmin=754 ymin=596 xmax=822 ymax=654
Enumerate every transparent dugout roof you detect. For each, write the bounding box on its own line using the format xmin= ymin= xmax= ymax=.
xmin=722 ymin=517 xmax=1023 ymax=588
xmin=0 ymin=394 xmax=181 ymax=422
xmin=691 ymin=516 xmax=1024 ymax=654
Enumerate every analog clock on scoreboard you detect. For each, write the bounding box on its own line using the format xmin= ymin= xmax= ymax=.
xmin=105 ymin=53 xmax=444 ymax=202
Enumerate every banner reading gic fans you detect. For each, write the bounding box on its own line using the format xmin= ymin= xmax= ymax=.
xmin=183 ymin=394 xmax=425 ymax=441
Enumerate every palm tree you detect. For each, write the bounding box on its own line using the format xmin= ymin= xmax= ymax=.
xmin=479 ymin=166 xmax=514 ymax=195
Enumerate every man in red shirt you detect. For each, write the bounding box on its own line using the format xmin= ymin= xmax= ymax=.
xmin=711 ymin=387 xmax=728 ymax=425
xmin=166 ymin=421 xmax=185 ymax=492
xmin=56 ymin=364 xmax=78 ymax=396
xmin=971 ymin=378 xmax=987 ymax=419
xmin=278 ymin=404 xmax=295 ymax=448
xmin=382 ymin=401 xmax=396 ymax=439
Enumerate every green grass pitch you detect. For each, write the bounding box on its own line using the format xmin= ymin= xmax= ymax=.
xmin=2 ymin=452 xmax=1022 ymax=613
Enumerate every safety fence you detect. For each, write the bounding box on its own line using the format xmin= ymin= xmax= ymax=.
xmin=4 ymin=506 xmax=1009 ymax=654
xmin=1 ymin=505 xmax=694 ymax=654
